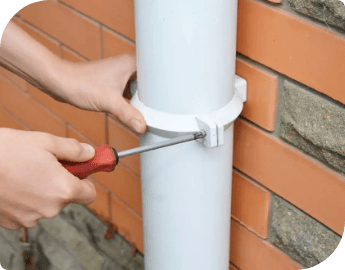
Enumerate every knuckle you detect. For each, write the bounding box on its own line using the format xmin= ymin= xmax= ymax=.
xmin=120 ymin=53 xmax=131 ymax=61
xmin=122 ymin=53 xmax=136 ymax=64
xmin=40 ymin=132 xmax=57 ymax=149
xmin=68 ymin=138 xmax=79 ymax=145
xmin=24 ymin=220 xmax=38 ymax=229
xmin=0 ymin=218 xmax=20 ymax=230
xmin=69 ymin=139 xmax=84 ymax=155
xmin=60 ymin=183 xmax=78 ymax=202
xmin=43 ymin=208 xmax=60 ymax=219
xmin=6 ymin=224 xmax=20 ymax=230
xmin=22 ymin=218 xmax=38 ymax=229
xmin=10 ymin=211 xmax=39 ymax=229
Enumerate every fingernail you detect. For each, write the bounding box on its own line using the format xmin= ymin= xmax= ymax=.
xmin=131 ymin=119 xmax=142 ymax=133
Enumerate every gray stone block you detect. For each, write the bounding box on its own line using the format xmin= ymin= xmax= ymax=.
xmin=34 ymin=215 xmax=107 ymax=270
xmin=60 ymin=204 xmax=144 ymax=270
xmin=0 ymin=204 xmax=144 ymax=270
xmin=0 ymin=228 xmax=22 ymax=251
xmin=34 ymin=225 xmax=84 ymax=270
xmin=0 ymin=231 xmax=24 ymax=270
xmin=288 ymin=0 xmax=345 ymax=31
xmin=268 ymin=194 xmax=341 ymax=268
xmin=280 ymin=81 xmax=345 ymax=174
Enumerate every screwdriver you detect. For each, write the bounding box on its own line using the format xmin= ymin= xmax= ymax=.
xmin=60 ymin=130 xmax=207 ymax=179
xmin=0 ymin=58 xmax=208 ymax=177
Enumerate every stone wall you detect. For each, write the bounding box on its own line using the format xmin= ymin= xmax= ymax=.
xmin=0 ymin=204 xmax=144 ymax=270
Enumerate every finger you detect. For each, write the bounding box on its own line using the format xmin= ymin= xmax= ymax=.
xmin=22 ymin=219 xmax=39 ymax=229
xmin=109 ymin=94 xmax=147 ymax=134
xmin=67 ymin=178 xmax=96 ymax=205
xmin=10 ymin=210 xmax=41 ymax=228
xmin=43 ymin=135 xmax=95 ymax=162
xmin=0 ymin=216 xmax=20 ymax=230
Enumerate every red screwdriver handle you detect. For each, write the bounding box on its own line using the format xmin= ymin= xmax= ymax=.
xmin=60 ymin=145 xmax=119 ymax=179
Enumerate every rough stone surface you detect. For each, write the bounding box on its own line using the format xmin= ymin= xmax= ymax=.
xmin=0 ymin=229 xmax=24 ymax=270
xmin=0 ymin=204 xmax=144 ymax=270
xmin=268 ymin=194 xmax=341 ymax=268
xmin=60 ymin=204 xmax=144 ymax=270
xmin=280 ymin=81 xmax=345 ymax=175
xmin=288 ymin=0 xmax=345 ymax=31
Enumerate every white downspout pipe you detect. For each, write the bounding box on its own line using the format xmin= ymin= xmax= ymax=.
xmin=132 ymin=1 xmax=245 ymax=269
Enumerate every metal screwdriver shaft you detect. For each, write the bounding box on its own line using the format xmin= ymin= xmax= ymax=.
xmin=61 ymin=130 xmax=207 ymax=179
xmin=117 ymin=130 xmax=207 ymax=159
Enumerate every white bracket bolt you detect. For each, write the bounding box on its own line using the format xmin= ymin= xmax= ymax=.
xmin=195 ymin=76 xmax=247 ymax=148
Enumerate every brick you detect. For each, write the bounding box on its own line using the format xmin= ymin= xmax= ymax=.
xmin=93 ymin=164 xmax=142 ymax=215
xmin=0 ymin=105 xmax=28 ymax=130
xmin=108 ymin=117 xmax=140 ymax=175
xmin=233 ymin=119 xmax=345 ymax=235
xmin=237 ymin=0 xmax=345 ymax=104
xmin=229 ymin=264 xmax=239 ymax=270
xmin=0 ymin=78 xmax=66 ymax=136
xmin=230 ymin=220 xmax=302 ymax=269
xmin=18 ymin=0 xmax=101 ymax=60
xmin=110 ymin=195 xmax=144 ymax=253
xmin=236 ymin=58 xmax=278 ymax=131
xmin=102 ymin=27 xmax=136 ymax=58
xmin=60 ymin=0 xmax=136 ymax=40
xmin=61 ymin=45 xmax=86 ymax=62
xmin=12 ymin=17 xmax=61 ymax=56
xmin=28 ymin=85 xmax=106 ymax=145
xmin=231 ymin=171 xmax=270 ymax=239
xmin=86 ymin=180 xmax=110 ymax=222
xmin=66 ymin=125 xmax=96 ymax=147
xmin=0 ymin=66 xmax=28 ymax=92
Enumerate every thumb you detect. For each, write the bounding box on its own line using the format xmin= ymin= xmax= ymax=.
xmin=109 ymin=94 xmax=147 ymax=134
xmin=45 ymin=136 xmax=95 ymax=162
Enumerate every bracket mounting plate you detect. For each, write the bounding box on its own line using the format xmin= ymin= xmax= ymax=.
xmin=131 ymin=76 xmax=247 ymax=148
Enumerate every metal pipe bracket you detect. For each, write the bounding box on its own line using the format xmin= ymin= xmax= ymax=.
xmin=131 ymin=76 xmax=247 ymax=148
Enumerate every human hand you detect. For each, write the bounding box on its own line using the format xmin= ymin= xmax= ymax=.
xmin=0 ymin=128 xmax=96 ymax=230
xmin=49 ymin=54 xmax=146 ymax=134
xmin=1 ymin=23 xmax=144 ymax=133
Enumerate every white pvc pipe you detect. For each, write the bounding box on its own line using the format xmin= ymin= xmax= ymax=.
xmin=135 ymin=0 xmax=238 ymax=115
xmin=139 ymin=130 xmax=233 ymax=269
xmin=134 ymin=0 xmax=238 ymax=269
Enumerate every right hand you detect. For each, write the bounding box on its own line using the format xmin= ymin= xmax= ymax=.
xmin=0 ymin=128 xmax=96 ymax=230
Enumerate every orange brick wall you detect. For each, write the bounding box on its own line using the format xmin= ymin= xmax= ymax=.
xmin=0 ymin=0 xmax=344 ymax=269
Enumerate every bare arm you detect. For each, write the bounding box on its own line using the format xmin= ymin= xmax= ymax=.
xmin=0 ymin=21 xmax=145 ymax=230
xmin=0 ymin=22 xmax=62 ymax=96
xmin=0 ymin=23 xmax=98 ymax=230
xmin=0 ymin=21 xmax=146 ymax=133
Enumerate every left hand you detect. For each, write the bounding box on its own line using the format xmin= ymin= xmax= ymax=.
xmin=49 ymin=54 xmax=146 ymax=134
xmin=1 ymin=23 xmax=144 ymax=133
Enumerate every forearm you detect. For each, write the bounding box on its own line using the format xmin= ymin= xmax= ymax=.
xmin=0 ymin=22 xmax=145 ymax=133
xmin=0 ymin=22 xmax=62 ymax=94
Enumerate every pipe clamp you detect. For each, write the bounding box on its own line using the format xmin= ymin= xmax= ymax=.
xmin=131 ymin=76 xmax=247 ymax=148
